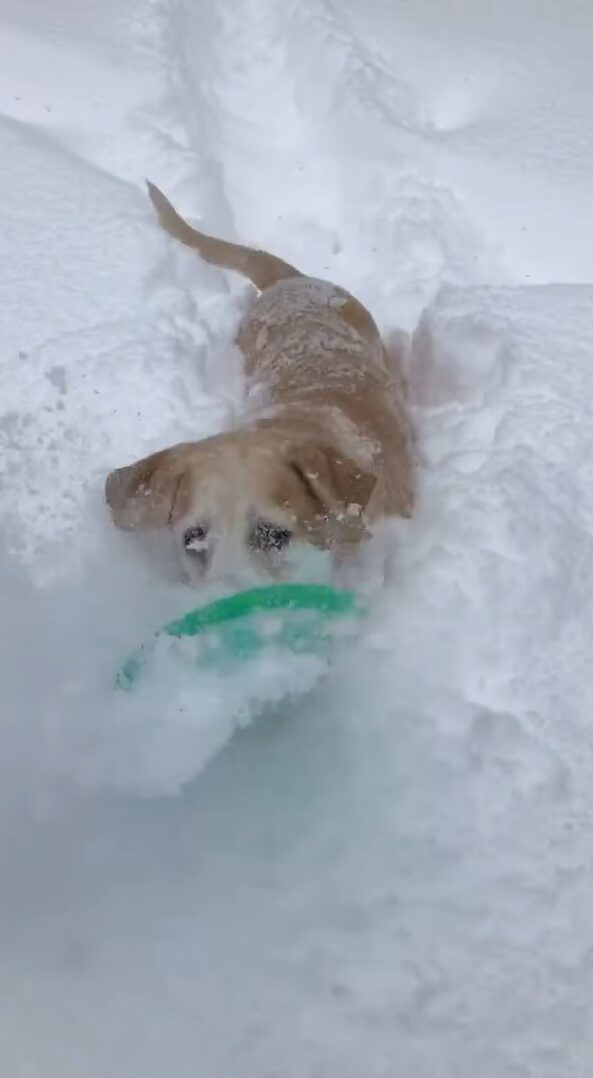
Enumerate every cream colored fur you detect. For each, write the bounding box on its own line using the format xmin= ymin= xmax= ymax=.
xmin=105 ymin=182 xmax=414 ymax=582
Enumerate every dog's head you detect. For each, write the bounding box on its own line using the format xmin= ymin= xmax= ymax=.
xmin=105 ymin=429 xmax=378 ymax=583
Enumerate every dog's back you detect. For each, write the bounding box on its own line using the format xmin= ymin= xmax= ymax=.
xmin=147 ymin=181 xmax=386 ymax=352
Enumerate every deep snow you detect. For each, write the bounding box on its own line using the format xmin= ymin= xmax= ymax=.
xmin=1 ymin=0 xmax=593 ymax=1074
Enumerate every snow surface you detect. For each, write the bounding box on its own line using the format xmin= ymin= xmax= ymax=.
xmin=1 ymin=0 xmax=593 ymax=1074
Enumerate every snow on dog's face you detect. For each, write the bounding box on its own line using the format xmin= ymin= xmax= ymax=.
xmin=105 ymin=430 xmax=377 ymax=584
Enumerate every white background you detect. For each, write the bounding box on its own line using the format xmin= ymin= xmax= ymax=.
xmin=0 ymin=0 xmax=592 ymax=1074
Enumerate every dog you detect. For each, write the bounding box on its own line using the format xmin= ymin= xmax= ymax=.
xmin=105 ymin=182 xmax=414 ymax=584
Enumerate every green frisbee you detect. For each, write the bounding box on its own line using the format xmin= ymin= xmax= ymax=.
xmin=115 ymin=583 xmax=362 ymax=691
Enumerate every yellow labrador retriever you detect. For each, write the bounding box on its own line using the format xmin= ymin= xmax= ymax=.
xmin=105 ymin=182 xmax=413 ymax=582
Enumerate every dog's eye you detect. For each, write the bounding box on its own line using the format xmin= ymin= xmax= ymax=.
xmin=251 ymin=521 xmax=292 ymax=553
xmin=183 ymin=524 xmax=208 ymax=552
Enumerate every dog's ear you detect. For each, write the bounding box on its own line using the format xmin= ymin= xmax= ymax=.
xmin=287 ymin=443 xmax=377 ymax=544
xmin=105 ymin=446 xmax=192 ymax=530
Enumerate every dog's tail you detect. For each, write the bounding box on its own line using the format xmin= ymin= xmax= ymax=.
xmin=146 ymin=181 xmax=302 ymax=292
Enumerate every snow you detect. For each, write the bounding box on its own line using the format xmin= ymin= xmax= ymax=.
xmin=1 ymin=0 xmax=593 ymax=1074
